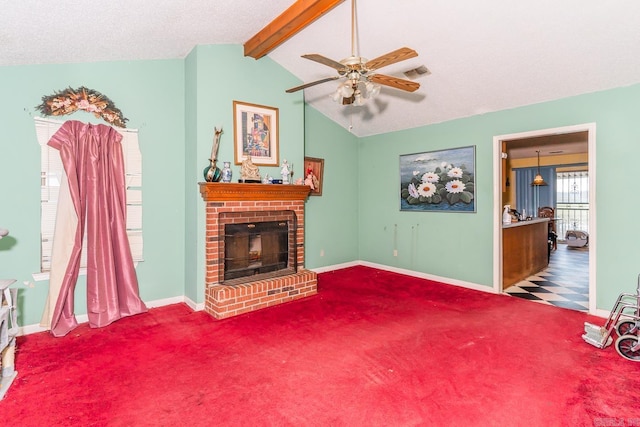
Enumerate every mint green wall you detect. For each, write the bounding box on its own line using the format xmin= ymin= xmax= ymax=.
xmin=3 ymin=45 xmax=639 ymax=326
xmin=303 ymin=107 xmax=359 ymax=268
xmin=303 ymin=83 xmax=640 ymax=310
xmin=184 ymin=45 xmax=305 ymax=304
xmin=0 ymin=45 xmax=304 ymax=326
xmin=357 ymin=116 xmax=494 ymax=286
xmin=0 ymin=59 xmax=186 ymax=326
xmin=184 ymin=49 xmax=199 ymax=303
xmin=355 ymin=83 xmax=640 ymax=309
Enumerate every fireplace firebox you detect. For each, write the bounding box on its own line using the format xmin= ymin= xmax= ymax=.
xmin=221 ymin=210 xmax=296 ymax=283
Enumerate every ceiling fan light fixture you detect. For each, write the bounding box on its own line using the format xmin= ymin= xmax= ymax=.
xmin=340 ymin=83 xmax=354 ymax=98
xmin=286 ymin=0 xmax=420 ymax=110
xmin=365 ymin=81 xmax=381 ymax=98
xmin=353 ymin=90 xmax=364 ymax=106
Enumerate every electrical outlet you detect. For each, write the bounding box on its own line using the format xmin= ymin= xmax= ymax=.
xmin=393 ymin=249 xmax=398 ymax=257
xmin=320 ymin=249 xmax=325 ymax=257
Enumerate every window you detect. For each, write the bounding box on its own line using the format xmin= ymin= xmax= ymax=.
xmin=556 ymin=170 xmax=589 ymax=239
xmin=34 ymin=117 xmax=143 ymax=279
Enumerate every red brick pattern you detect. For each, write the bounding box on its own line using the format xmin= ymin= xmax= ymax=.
xmin=205 ymin=270 xmax=318 ymax=319
xmin=203 ymin=199 xmax=317 ymax=319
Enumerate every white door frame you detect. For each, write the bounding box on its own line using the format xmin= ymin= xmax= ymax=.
xmin=492 ymin=123 xmax=597 ymax=314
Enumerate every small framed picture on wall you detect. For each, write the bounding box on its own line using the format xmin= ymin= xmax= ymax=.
xmin=304 ymin=157 xmax=324 ymax=196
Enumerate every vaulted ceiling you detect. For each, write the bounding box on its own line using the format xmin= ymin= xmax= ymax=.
xmin=3 ymin=0 xmax=640 ymax=140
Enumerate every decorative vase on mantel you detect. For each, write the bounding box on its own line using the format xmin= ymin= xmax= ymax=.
xmin=203 ymin=127 xmax=223 ymax=182
xmin=203 ymin=159 xmax=222 ymax=182
xmin=221 ymin=162 xmax=232 ymax=183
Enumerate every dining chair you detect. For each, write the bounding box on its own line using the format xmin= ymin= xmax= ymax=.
xmin=538 ymin=206 xmax=557 ymax=250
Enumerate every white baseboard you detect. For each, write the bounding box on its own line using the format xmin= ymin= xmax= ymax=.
xmin=310 ymin=261 xmax=360 ymax=274
xmin=312 ymin=260 xmax=494 ymax=294
xmin=19 ymin=295 xmax=200 ymax=336
xmin=592 ymin=308 xmax=609 ymax=319
xmin=183 ymin=295 xmax=204 ymax=311
xmin=356 ymin=261 xmax=497 ymax=294
xmin=145 ymin=296 xmax=186 ymax=309
xmin=20 ymin=263 xmax=607 ymax=336
xmin=313 ymin=261 xmax=608 ymax=319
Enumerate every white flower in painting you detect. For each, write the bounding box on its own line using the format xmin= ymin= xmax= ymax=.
xmin=408 ymin=183 xmax=419 ymax=198
xmin=421 ymin=172 xmax=440 ymax=183
xmin=447 ymin=167 xmax=463 ymax=178
xmin=412 ymin=170 xmax=421 ymax=177
xmin=417 ymin=182 xmax=437 ymax=197
xmin=445 ymin=180 xmax=465 ymax=194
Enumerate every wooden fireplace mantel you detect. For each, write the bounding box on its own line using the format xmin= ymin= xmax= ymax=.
xmin=199 ymin=182 xmax=312 ymax=202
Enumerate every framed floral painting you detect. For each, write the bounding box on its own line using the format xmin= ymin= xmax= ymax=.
xmin=400 ymin=146 xmax=476 ymax=212
xmin=233 ymin=101 xmax=279 ymax=166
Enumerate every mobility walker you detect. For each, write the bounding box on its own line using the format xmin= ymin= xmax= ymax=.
xmin=582 ymin=274 xmax=640 ymax=362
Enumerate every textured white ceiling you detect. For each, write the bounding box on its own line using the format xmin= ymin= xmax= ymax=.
xmin=3 ymin=0 xmax=640 ymax=138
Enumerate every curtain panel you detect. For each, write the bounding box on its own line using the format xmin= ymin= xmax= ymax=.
xmin=514 ymin=166 xmax=557 ymax=216
xmin=44 ymin=120 xmax=147 ymax=337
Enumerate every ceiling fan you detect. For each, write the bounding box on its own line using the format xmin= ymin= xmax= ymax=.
xmin=285 ymin=0 xmax=420 ymax=106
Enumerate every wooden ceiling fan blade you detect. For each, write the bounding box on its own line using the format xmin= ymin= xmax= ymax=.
xmin=302 ymin=54 xmax=347 ymax=72
xmin=285 ymin=76 xmax=340 ymax=93
xmin=365 ymin=47 xmax=418 ymax=71
xmin=369 ymin=74 xmax=420 ymax=92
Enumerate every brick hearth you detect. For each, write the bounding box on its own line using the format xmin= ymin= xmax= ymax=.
xmin=199 ymin=183 xmax=317 ymax=319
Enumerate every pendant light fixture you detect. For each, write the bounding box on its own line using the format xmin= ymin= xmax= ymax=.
xmin=531 ymin=150 xmax=548 ymax=186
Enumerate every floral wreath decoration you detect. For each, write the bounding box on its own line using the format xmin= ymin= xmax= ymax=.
xmin=36 ymin=86 xmax=128 ymax=128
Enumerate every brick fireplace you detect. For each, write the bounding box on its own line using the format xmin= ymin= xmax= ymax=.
xmin=199 ymin=183 xmax=317 ymax=319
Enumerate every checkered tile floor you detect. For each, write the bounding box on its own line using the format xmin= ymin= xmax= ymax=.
xmin=505 ymin=243 xmax=589 ymax=311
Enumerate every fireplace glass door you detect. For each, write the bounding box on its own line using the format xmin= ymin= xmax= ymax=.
xmin=224 ymin=221 xmax=289 ymax=281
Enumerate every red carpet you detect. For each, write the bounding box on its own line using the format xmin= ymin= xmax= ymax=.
xmin=2 ymin=266 xmax=639 ymax=426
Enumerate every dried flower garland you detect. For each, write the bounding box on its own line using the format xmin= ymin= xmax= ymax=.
xmin=36 ymin=86 xmax=128 ymax=128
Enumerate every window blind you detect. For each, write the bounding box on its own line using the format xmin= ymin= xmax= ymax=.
xmin=34 ymin=117 xmax=143 ymax=273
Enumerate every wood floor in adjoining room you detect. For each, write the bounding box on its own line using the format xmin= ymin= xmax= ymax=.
xmin=505 ymin=243 xmax=589 ymax=311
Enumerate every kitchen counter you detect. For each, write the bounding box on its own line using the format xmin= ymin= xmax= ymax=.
xmin=503 ymin=218 xmax=550 ymax=288
xmin=502 ymin=217 xmax=549 ymax=228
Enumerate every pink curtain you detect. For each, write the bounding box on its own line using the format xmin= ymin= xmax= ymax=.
xmin=48 ymin=120 xmax=147 ymax=337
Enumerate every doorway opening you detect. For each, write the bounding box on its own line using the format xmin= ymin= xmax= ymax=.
xmin=493 ymin=123 xmax=596 ymax=314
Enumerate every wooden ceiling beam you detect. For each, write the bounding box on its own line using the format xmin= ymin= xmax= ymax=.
xmin=244 ymin=0 xmax=345 ymax=59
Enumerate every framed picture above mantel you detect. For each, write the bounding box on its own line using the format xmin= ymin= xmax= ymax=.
xmin=233 ymin=101 xmax=279 ymax=166
xmin=399 ymin=145 xmax=476 ymax=213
